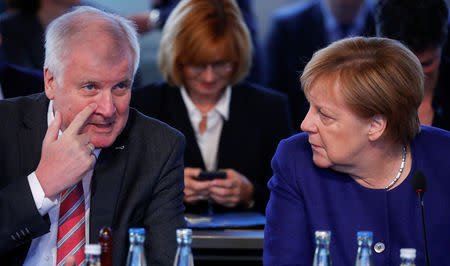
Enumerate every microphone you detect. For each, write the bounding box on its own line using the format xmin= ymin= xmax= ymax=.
xmin=411 ymin=170 xmax=430 ymax=266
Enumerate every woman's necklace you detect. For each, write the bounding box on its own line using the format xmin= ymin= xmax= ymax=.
xmin=385 ymin=144 xmax=407 ymax=190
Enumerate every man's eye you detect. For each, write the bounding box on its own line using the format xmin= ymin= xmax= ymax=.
xmin=84 ymin=84 xmax=95 ymax=90
xmin=116 ymin=83 xmax=126 ymax=89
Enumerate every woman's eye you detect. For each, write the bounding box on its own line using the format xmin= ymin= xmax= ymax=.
xmin=319 ymin=111 xmax=333 ymax=121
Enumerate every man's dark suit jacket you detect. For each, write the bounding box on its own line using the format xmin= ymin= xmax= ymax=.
xmin=0 ymin=93 xmax=187 ymax=265
xmin=0 ymin=62 xmax=44 ymax=98
xmin=131 ymin=82 xmax=294 ymax=214
xmin=264 ymin=1 xmax=375 ymax=129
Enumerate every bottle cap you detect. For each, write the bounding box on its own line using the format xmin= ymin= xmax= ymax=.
xmin=357 ymin=231 xmax=373 ymax=238
xmin=315 ymin=230 xmax=331 ymax=239
xmin=129 ymin=228 xmax=146 ymax=243
xmin=129 ymin=228 xmax=146 ymax=235
xmin=176 ymin=228 xmax=193 ymax=244
xmin=99 ymin=226 xmax=113 ymax=240
xmin=400 ymin=248 xmax=416 ymax=259
xmin=85 ymin=244 xmax=101 ymax=255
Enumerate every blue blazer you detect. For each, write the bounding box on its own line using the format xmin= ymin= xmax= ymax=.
xmin=264 ymin=1 xmax=375 ymax=129
xmin=264 ymin=126 xmax=450 ymax=265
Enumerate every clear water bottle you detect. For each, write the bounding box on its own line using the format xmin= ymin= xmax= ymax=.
xmin=313 ymin=230 xmax=332 ymax=266
xmin=355 ymin=231 xmax=374 ymax=266
xmin=126 ymin=228 xmax=147 ymax=266
xmin=173 ymin=228 xmax=194 ymax=266
xmin=85 ymin=243 xmax=101 ymax=266
xmin=400 ymin=248 xmax=416 ymax=266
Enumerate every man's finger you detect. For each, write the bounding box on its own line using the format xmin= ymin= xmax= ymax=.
xmin=64 ymin=255 xmax=76 ymax=266
xmin=65 ymin=103 xmax=97 ymax=135
xmin=43 ymin=111 xmax=62 ymax=144
xmin=87 ymin=143 xmax=95 ymax=153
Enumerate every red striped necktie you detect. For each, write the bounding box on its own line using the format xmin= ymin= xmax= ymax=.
xmin=56 ymin=182 xmax=86 ymax=266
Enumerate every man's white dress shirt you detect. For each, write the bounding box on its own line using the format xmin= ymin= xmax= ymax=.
xmin=24 ymin=100 xmax=100 ymax=266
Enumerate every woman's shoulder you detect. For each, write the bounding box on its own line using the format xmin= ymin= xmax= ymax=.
xmin=412 ymin=126 xmax=450 ymax=165
xmin=132 ymin=81 xmax=176 ymax=96
xmin=273 ymin=132 xmax=312 ymax=167
xmin=233 ymin=81 xmax=288 ymax=104
xmin=415 ymin=126 xmax=450 ymax=147
xmin=131 ymin=82 xmax=179 ymax=112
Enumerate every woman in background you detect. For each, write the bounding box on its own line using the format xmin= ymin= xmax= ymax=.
xmin=132 ymin=0 xmax=293 ymax=214
xmin=264 ymin=37 xmax=450 ymax=265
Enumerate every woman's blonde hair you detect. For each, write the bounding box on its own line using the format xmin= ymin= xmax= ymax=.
xmin=301 ymin=37 xmax=424 ymax=144
xmin=159 ymin=0 xmax=252 ymax=87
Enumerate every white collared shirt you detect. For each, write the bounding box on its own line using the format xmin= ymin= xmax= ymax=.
xmin=24 ymin=100 xmax=100 ymax=266
xmin=180 ymin=86 xmax=231 ymax=171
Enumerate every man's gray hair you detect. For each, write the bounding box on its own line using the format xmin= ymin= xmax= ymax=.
xmin=44 ymin=6 xmax=140 ymax=79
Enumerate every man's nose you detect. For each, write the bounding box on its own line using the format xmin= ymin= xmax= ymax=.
xmin=96 ymin=91 xmax=116 ymax=117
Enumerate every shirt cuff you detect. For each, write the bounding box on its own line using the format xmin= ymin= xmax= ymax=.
xmin=27 ymin=172 xmax=58 ymax=216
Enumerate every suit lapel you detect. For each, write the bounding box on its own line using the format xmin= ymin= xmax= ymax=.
xmin=166 ymin=87 xmax=205 ymax=168
xmin=18 ymin=94 xmax=49 ymax=175
xmin=89 ymin=116 xmax=130 ymax=241
xmin=217 ymin=85 xmax=248 ymax=168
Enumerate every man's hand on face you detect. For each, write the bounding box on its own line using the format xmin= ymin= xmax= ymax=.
xmin=35 ymin=103 xmax=98 ymax=199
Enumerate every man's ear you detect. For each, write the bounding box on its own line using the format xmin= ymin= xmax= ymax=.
xmin=368 ymin=115 xmax=387 ymax=141
xmin=44 ymin=68 xmax=56 ymax=100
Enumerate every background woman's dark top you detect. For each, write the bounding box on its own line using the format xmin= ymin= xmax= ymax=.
xmin=131 ymin=81 xmax=294 ymax=214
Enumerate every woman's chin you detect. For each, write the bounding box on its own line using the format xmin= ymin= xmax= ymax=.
xmin=312 ymin=155 xmax=332 ymax=169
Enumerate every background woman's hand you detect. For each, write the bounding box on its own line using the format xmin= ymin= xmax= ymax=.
xmin=183 ymin=167 xmax=212 ymax=203
xmin=208 ymin=169 xmax=254 ymax=208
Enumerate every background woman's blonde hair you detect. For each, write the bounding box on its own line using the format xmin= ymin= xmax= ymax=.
xmin=159 ymin=0 xmax=252 ymax=87
xmin=301 ymin=37 xmax=424 ymax=144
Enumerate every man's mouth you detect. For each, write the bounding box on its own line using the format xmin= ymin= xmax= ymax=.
xmin=95 ymin=124 xmax=111 ymax=128
xmin=89 ymin=122 xmax=113 ymax=128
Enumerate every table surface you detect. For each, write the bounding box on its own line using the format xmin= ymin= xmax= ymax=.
xmin=192 ymin=229 xmax=264 ymax=250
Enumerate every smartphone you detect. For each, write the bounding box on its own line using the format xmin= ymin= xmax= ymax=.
xmin=196 ymin=171 xmax=227 ymax=181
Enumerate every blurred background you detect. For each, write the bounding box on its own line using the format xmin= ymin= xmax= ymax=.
xmin=86 ymin=0 xmax=301 ymax=84
xmin=1 ymin=0 xmax=449 ymax=85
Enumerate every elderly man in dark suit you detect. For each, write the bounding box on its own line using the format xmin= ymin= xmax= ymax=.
xmin=0 ymin=6 xmax=186 ymax=266
xmin=264 ymin=0 xmax=375 ymax=129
